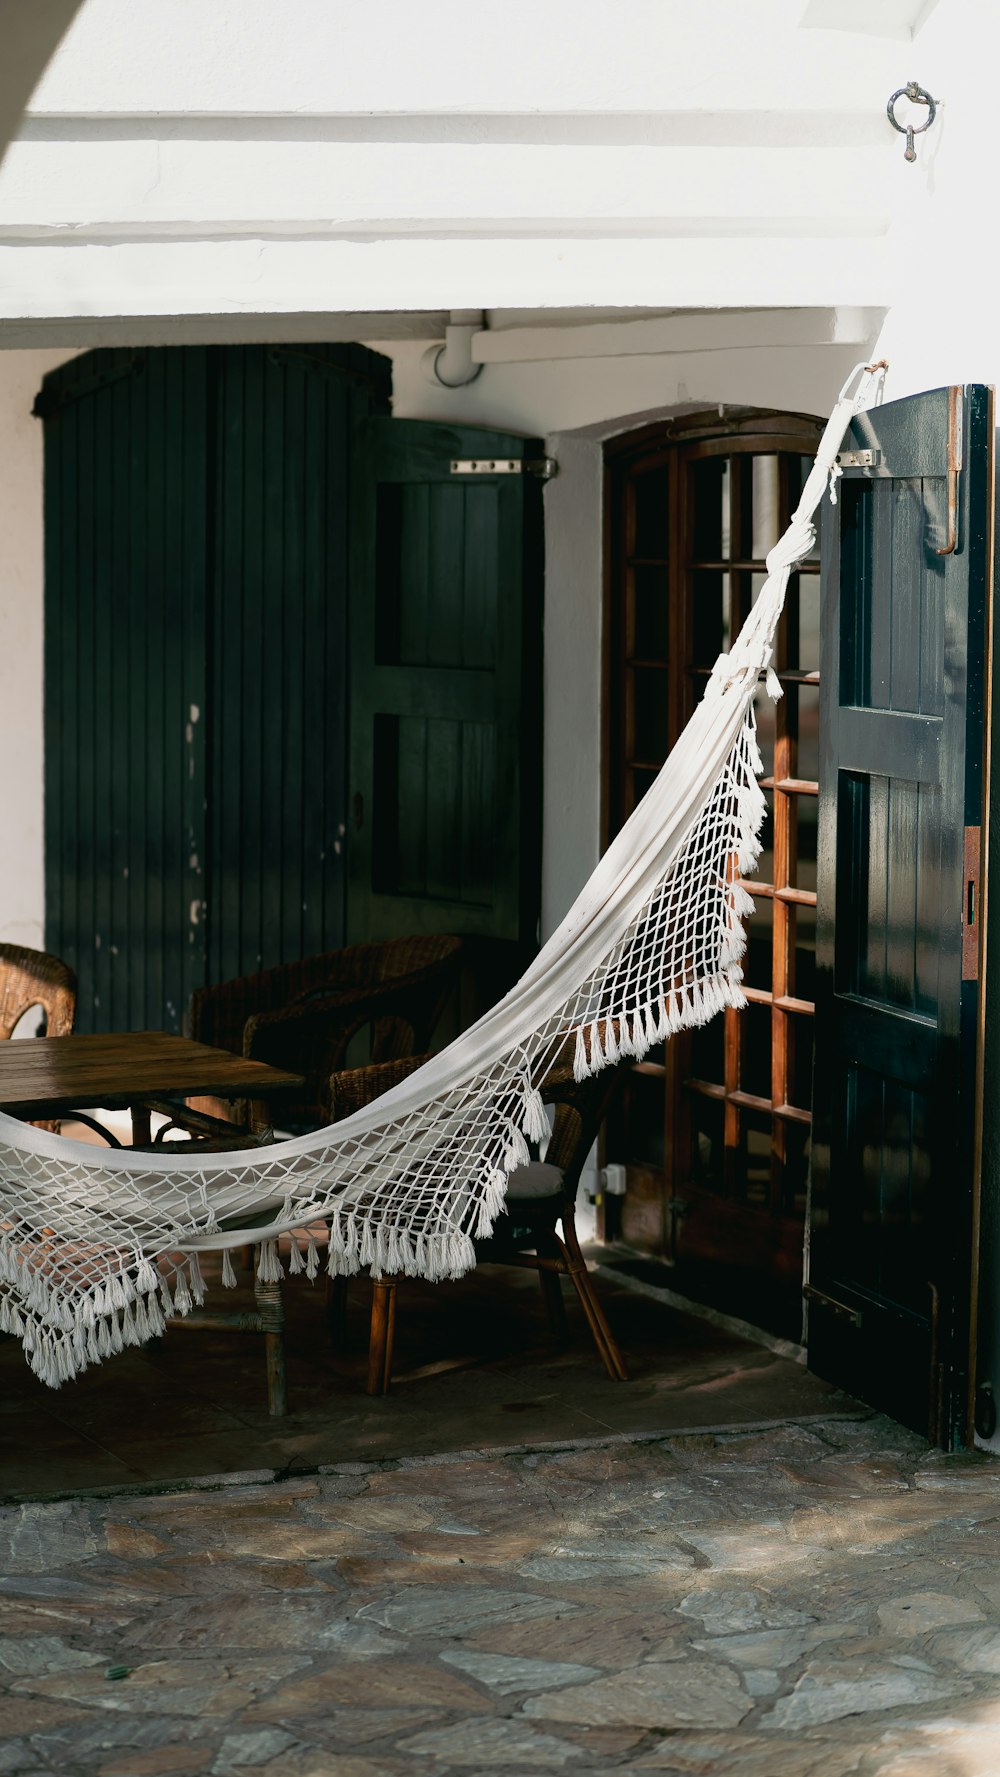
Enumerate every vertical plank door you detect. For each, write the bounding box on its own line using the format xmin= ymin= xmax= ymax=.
xmin=347 ymin=419 xmax=544 ymax=970
xmin=206 ymin=343 xmax=390 ymax=988
xmin=40 ymin=348 xmax=210 ymax=1034
xmin=810 ymin=384 xmax=995 ymax=1445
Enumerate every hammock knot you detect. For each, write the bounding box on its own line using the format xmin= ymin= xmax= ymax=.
xmin=765 ymin=515 xmax=815 ymax=575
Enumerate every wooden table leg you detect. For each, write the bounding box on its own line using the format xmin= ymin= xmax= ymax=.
xmin=130 ymin=1105 xmax=152 ymax=1146
xmin=249 ymin=1097 xmax=273 ymax=1137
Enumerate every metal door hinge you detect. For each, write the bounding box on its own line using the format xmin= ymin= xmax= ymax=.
xmin=834 ymin=449 xmax=881 ymax=469
xmin=934 ymin=385 xmax=963 ymax=557
xmin=963 ymin=825 xmax=981 ymax=981
xmin=803 ymin=1284 xmax=863 ymax=1327
xmin=450 ymin=457 xmax=557 ymax=480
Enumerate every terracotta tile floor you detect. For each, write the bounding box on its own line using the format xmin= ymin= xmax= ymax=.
xmin=0 ymin=1250 xmax=851 ymax=1502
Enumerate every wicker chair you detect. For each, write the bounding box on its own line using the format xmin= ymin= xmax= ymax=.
xmin=0 ymin=943 xmax=76 ymax=1040
xmin=187 ymin=935 xmax=463 ymax=1129
xmin=326 ymin=1044 xmax=629 ymax=1394
xmin=0 ymin=943 xmax=76 ymax=1135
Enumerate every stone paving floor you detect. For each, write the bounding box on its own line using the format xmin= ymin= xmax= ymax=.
xmin=3 ymin=1412 xmax=1000 ymax=1775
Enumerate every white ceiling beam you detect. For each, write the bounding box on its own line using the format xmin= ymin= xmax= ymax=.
xmin=473 ymin=307 xmax=886 ymax=364
xmin=0 ymin=141 xmax=890 ymax=236
xmin=0 ymin=311 xmax=451 ymax=350
xmin=0 ymin=236 xmax=895 ymax=325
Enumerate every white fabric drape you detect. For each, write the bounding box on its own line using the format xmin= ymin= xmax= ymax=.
xmin=0 ymin=364 xmax=885 ymax=1387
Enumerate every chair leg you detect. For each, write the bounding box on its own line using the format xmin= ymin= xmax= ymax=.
xmin=367 ymin=1279 xmax=397 ymax=1396
xmin=254 ymin=1269 xmax=288 ymax=1417
xmin=537 ymin=1255 xmax=569 ymax=1341
xmin=559 ymin=1210 xmax=629 ymax=1382
xmin=327 ymin=1273 xmax=349 ymax=1346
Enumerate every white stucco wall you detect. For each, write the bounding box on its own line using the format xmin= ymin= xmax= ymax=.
xmin=0 ymin=348 xmax=71 ymax=947
xmin=869 ymin=0 xmax=1000 ymax=395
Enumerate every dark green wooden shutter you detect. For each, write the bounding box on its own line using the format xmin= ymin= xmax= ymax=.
xmin=809 ymin=384 xmax=994 ymax=1444
xmin=347 ymin=420 xmax=543 ymax=955
xmin=41 ymin=343 xmax=390 ymax=1033
xmin=41 ymin=348 xmax=210 ymax=1033
xmin=207 ymin=344 xmax=389 ymax=986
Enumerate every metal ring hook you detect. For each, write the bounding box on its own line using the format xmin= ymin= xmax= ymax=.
xmin=887 ymin=81 xmax=937 ymax=162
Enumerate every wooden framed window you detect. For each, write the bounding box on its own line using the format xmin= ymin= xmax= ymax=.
xmin=603 ymin=410 xmax=824 ymax=1323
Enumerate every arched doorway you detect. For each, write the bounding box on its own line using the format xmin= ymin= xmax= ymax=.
xmin=603 ymin=406 xmax=824 ymax=1338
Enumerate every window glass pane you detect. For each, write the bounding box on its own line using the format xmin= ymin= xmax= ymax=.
xmin=742 ymin=1003 xmax=771 ymax=1102
xmin=743 ymin=1108 xmax=772 ymax=1202
xmin=691 ymin=1094 xmax=725 ymax=1189
xmin=795 ymin=798 xmax=818 ymax=894
xmin=798 ymin=684 xmax=820 ymax=785
xmin=755 ymin=687 xmax=776 ymax=782
xmin=796 ymin=571 xmax=820 ymax=673
xmin=743 ymin=895 xmax=773 ymax=992
xmin=691 ymin=457 xmax=730 ymax=560
xmin=632 ymin=565 xmax=669 ymax=661
xmin=690 ymin=1015 xmax=724 ymax=1086
xmin=750 ymin=790 xmax=775 ymax=888
xmin=752 ymin=456 xmax=780 ymax=560
xmin=692 ymin=568 xmax=730 ymax=665
xmin=631 ymin=667 xmax=669 ymax=763
xmin=632 ymin=467 xmax=669 ymax=560
xmin=790 ymin=902 xmax=817 ymax=1003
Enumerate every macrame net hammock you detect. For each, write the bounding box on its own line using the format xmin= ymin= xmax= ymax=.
xmin=0 ymin=364 xmax=885 ymax=1388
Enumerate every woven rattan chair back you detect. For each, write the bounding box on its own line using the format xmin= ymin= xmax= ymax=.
xmin=328 ymin=1052 xmax=430 ymax=1122
xmin=188 ymin=936 xmax=463 ymax=1129
xmin=0 ymin=944 xmax=77 ymax=1041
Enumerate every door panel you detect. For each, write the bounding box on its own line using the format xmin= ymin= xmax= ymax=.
xmin=809 ymin=384 xmax=993 ymax=1444
xmin=206 ymin=344 xmax=387 ymax=987
xmin=41 ymin=347 xmax=210 ymax=1034
xmin=348 ymin=419 xmax=543 ymax=954
xmin=40 ymin=343 xmax=390 ymax=1033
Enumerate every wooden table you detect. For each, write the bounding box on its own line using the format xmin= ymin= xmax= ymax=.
xmin=0 ymin=1031 xmax=305 ymax=1147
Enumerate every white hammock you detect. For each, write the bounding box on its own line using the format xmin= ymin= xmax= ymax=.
xmin=0 ymin=364 xmax=886 ymax=1389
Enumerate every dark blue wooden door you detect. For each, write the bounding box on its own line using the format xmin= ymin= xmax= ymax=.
xmin=810 ymin=384 xmax=994 ymax=1444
